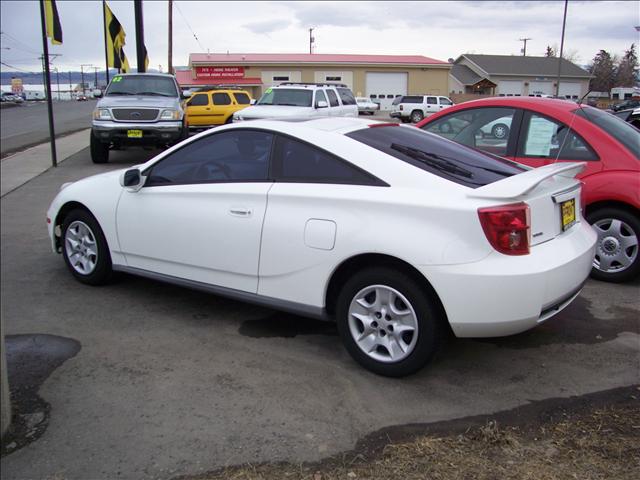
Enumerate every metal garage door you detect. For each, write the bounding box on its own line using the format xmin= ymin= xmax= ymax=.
xmin=498 ymin=80 xmax=523 ymax=96
xmin=366 ymin=72 xmax=408 ymax=111
xmin=558 ymin=82 xmax=582 ymax=100
xmin=529 ymin=81 xmax=553 ymax=96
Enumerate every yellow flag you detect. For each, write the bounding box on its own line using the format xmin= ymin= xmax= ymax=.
xmin=44 ymin=0 xmax=63 ymax=45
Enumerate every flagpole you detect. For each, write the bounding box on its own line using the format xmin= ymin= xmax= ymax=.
xmin=39 ymin=0 xmax=57 ymax=168
xmin=134 ymin=0 xmax=146 ymax=73
xmin=103 ymin=0 xmax=110 ymax=84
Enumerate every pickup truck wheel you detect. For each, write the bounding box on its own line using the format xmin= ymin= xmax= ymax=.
xmin=587 ymin=208 xmax=640 ymax=282
xmin=90 ymin=133 xmax=109 ymax=164
xmin=410 ymin=110 xmax=424 ymax=123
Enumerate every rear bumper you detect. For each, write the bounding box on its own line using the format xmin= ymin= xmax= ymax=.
xmin=420 ymin=220 xmax=597 ymax=337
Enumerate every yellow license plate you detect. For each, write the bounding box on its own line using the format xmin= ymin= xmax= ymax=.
xmin=127 ymin=130 xmax=143 ymax=138
xmin=561 ymin=198 xmax=576 ymax=231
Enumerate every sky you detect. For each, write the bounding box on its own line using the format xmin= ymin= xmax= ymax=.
xmin=0 ymin=0 xmax=638 ymax=73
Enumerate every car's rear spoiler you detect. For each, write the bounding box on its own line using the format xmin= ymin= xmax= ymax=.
xmin=468 ymin=162 xmax=586 ymax=200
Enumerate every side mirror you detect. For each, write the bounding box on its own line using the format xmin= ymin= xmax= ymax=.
xmin=316 ymin=100 xmax=328 ymax=109
xmin=120 ymin=168 xmax=146 ymax=191
xmin=181 ymin=92 xmax=192 ymax=100
xmin=250 ymin=99 xmax=256 ymax=105
xmin=93 ymin=90 xmax=103 ymax=98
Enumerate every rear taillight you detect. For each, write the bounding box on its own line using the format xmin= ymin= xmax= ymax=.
xmin=478 ymin=203 xmax=531 ymax=255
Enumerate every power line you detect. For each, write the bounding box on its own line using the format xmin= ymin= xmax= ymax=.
xmin=0 ymin=31 xmax=40 ymax=55
xmin=0 ymin=61 xmax=34 ymax=73
xmin=174 ymin=3 xmax=205 ymax=51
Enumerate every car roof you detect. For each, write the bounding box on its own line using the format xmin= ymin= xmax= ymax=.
xmin=443 ymin=96 xmax=578 ymax=111
xmin=221 ymin=117 xmax=383 ymax=135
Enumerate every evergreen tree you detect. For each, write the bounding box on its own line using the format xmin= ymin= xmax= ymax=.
xmin=614 ymin=44 xmax=638 ymax=87
xmin=588 ymin=50 xmax=616 ymax=92
xmin=545 ymin=45 xmax=556 ymax=57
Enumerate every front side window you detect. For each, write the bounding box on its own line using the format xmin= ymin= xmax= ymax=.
xmin=212 ymin=92 xmax=232 ymax=105
xmin=315 ymin=90 xmax=327 ymax=107
xmin=146 ymin=130 xmax=273 ymax=186
xmin=337 ymin=87 xmax=357 ymax=105
xmin=439 ymin=97 xmax=453 ymax=105
xmin=106 ymin=75 xmax=178 ymax=97
xmin=421 ymin=107 xmax=517 ymax=156
xmin=272 ymin=136 xmax=382 ymax=185
xmin=519 ymin=113 xmax=598 ymax=161
xmin=326 ymin=89 xmax=340 ymax=107
xmin=187 ymin=93 xmax=209 ymax=107
xmin=347 ymin=126 xmax=525 ymax=189
xmin=233 ymin=92 xmax=251 ymax=104
xmin=257 ymin=88 xmax=312 ymax=107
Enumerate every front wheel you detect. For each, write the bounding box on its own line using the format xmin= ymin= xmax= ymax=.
xmin=61 ymin=209 xmax=112 ymax=285
xmin=586 ymin=208 xmax=640 ymax=282
xmin=336 ymin=268 xmax=445 ymax=377
xmin=491 ymin=123 xmax=510 ymax=139
xmin=90 ymin=132 xmax=109 ymax=164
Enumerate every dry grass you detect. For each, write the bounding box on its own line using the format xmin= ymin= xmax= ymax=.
xmin=188 ymin=399 xmax=640 ymax=480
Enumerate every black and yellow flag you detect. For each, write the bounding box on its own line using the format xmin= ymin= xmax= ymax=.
xmin=104 ymin=1 xmax=129 ymax=72
xmin=44 ymin=0 xmax=63 ymax=45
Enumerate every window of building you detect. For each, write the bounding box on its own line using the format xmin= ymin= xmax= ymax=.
xmin=273 ymin=76 xmax=289 ymax=81
xmin=326 ymin=76 xmax=342 ymax=81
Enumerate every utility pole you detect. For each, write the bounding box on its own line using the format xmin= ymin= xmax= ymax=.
xmin=134 ymin=0 xmax=146 ymax=73
xmin=80 ymin=64 xmax=92 ymax=94
xmin=53 ymin=67 xmax=60 ymax=100
xmin=309 ymin=28 xmax=314 ymax=54
xmin=519 ymin=37 xmax=532 ymax=56
xmin=93 ymin=66 xmax=98 ymax=90
xmin=68 ymin=71 xmax=72 ymax=92
xmin=555 ymin=0 xmax=569 ymax=97
xmin=168 ymin=0 xmax=173 ymax=74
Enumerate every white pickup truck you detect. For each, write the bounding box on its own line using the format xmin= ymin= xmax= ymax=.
xmin=390 ymin=95 xmax=455 ymax=123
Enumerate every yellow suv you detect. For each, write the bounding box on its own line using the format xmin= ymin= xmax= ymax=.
xmin=185 ymin=88 xmax=252 ymax=128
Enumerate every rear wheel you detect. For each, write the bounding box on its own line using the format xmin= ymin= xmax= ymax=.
xmin=491 ymin=123 xmax=509 ymax=139
xmin=336 ymin=267 xmax=445 ymax=377
xmin=587 ymin=208 xmax=640 ymax=282
xmin=90 ymin=132 xmax=109 ymax=164
xmin=61 ymin=209 xmax=112 ymax=285
xmin=410 ymin=110 xmax=424 ymax=123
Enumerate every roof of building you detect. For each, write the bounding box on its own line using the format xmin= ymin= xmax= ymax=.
xmin=461 ymin=54 xmax=591 ymax=78
xmin=449 ymin=64 xmax=482 ymax=85
xmin=189 ymin=53 xmax=449 ymax=66
xmin=175 ymin=70 xmax=262 ymax=86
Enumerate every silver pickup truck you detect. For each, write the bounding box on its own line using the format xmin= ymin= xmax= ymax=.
xmin=91 ymin=73 xmax=188 ymax=163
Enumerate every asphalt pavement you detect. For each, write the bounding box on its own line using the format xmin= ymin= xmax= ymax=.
xmin=0 ymin=100 xmax=96 ymax=157
xmin=0 ymin=142 xmax=638 ymax=479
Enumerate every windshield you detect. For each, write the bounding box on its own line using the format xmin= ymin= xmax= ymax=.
xmin=347 ymin=125 xmax=525 ymax=188
xmin=257 ymin=88 xmax=313 ymax=107
xmin=106 ymin=75 xmax=178 ymax=97
xmin=573 ymin=106 xmax=640 ymax=159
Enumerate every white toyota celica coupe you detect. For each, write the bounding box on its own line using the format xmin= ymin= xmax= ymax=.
xmin=47 ymin=118 xmax=596 ymax=376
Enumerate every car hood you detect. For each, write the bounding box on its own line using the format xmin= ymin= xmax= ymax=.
xmin=98 ymin=95 xmax=180 ymax=109
xmin=235 ymin=105 xmax=315 ymax=119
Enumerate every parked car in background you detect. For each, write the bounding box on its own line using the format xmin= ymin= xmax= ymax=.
xmin=356 ymin=96 xmax=380 ymax=115
xmin=613 ymin=107 xmax=640 ymax=129
xmin=390 ymin=95 xmax=455 ymax=123
xmin=1 ymin=92 xmax=24 ymax=103
xmin=610 ymin=99 xmax=640 ymax=112
xmin=417 ymin=97 xmax=640 ymax=282
xmin=185 ymin=88 xmax=252 ymax=129
xmin=233 ymin=83 xmax=358 ymax=121
xmin=76 ymin=94 xmax=88 ymax=101
xmin=90 ymin=73 xmax=188 ymax=164
xmin=47 ymin=118 xmax=595 ymax=377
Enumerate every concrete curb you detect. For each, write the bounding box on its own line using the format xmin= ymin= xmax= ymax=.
xmin=0 ymin=129 xmax=90 ymax=197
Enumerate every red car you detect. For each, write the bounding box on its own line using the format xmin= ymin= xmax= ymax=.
xmin=417 ymin=97 xmax=640 ymax=283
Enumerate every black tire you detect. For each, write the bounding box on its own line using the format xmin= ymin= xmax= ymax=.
xmin=61 ymin=209 xmax=112 ymax=286
xmin=225 ymin=115 xmax=233 ymax=124
xmin=410 ymin=110 xmax=424 ymax=123
xmin=90 ymin=132 xmax=109 ymax=164
xmin=491 ymin=123 xmax=509 ymax=139
xmin=586 ymin=207 xmax=640 ymax=283
xmin=400 ymin=117 xmax=411 ymax=124
xmin=336 ymin=267 xmax=445 ymax=377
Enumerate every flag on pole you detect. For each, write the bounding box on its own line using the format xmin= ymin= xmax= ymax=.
xmin=104 ymin=2 xmax=130 ymax=72
xmin=44 ymin=0 xmax=63 ymax=45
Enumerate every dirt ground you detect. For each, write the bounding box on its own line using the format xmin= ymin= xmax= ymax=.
xmin=183 ymin=386 xmax=640 ymax=480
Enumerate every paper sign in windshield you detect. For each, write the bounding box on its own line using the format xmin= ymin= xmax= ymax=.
xmin=525 ymin=117 xmax=556 ymax=157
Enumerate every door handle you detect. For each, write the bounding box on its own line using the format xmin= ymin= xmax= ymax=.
xmin=229 ymin=207 xmax=252 ymax=217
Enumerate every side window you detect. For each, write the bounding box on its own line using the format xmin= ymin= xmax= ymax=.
xmin=212 ymin=92 xmax=232 ymax=105
xmin=233 ymin=92 xmax=251 ymax=104
xmin=439 ymin=97 xmax=453 ymax=105
xmin=146 ymin=130 xmax=273 ymax=185
xmin=187 ymin=93 xmax=209 ymax=106
xmin=421 ymin=107 xmax=517 ymax=157
xmin=315 ymin=90 xmax=327 ymax=107
xmin=426 ymin=97 xmax=437 ymax=105
xmin=273 ymin=135 xmax=381 ymax=185
xmin=337 ymin=87 xmax=357 ymax=105
xmin=326 ymin=89 xmax=340 ymax=107
xmin=519 ymin=113 xmax=598 ymax=161
xmin=403 ymin=96 xmax=423 ymax=104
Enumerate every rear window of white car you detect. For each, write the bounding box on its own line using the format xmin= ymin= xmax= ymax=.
xmin=347 ymin=126 xmax=526 ymax=188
